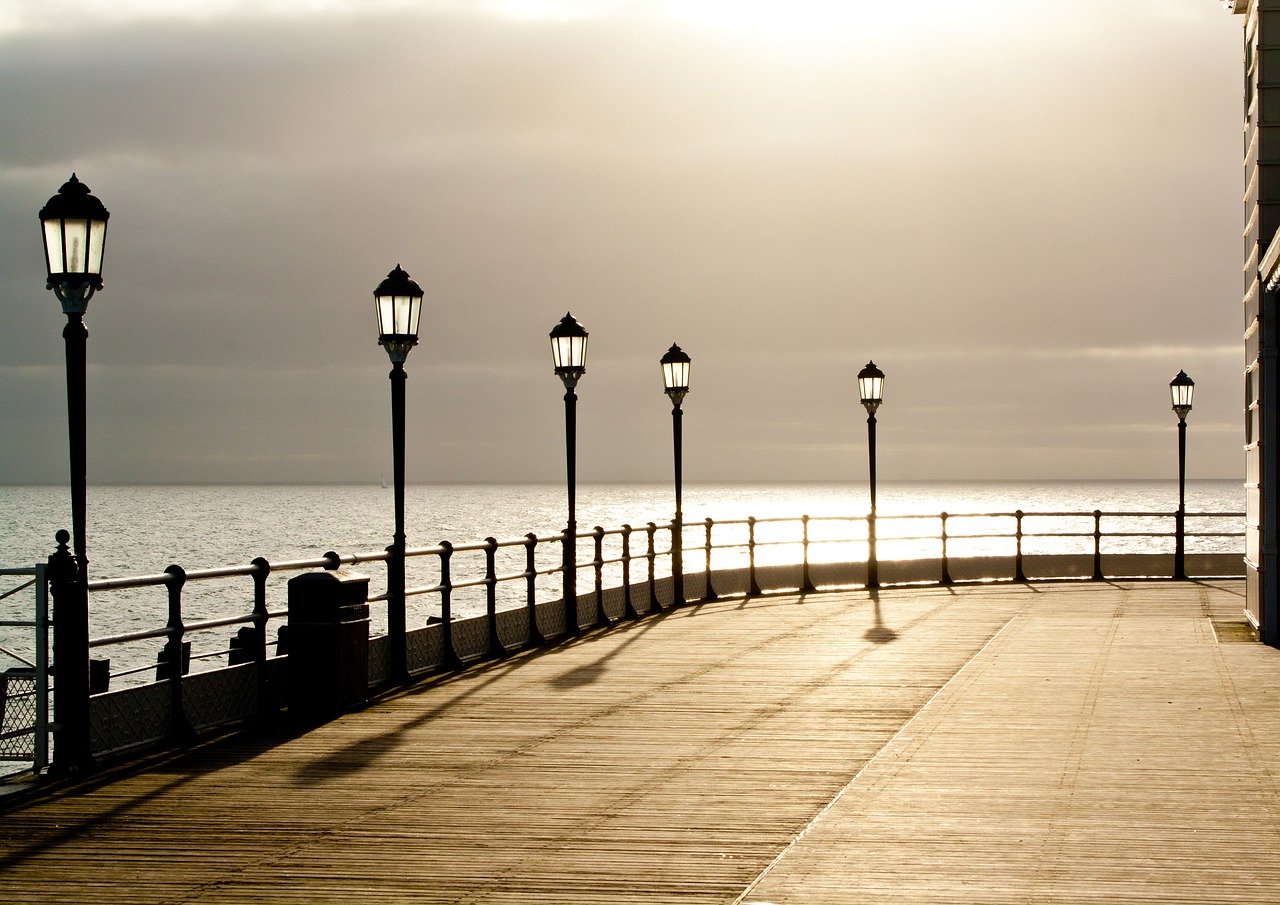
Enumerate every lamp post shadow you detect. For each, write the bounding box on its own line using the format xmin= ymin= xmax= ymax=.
xmin=864 ymin=592 xmax=898 ymax=644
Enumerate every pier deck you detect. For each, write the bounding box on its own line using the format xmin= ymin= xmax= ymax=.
xmin=2 ymin=580 xmax=1278 ymax=903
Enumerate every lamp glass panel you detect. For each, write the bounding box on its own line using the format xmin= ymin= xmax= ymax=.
xmin=553 ymin=334 xmax=586 ymax=371
xmin=663 ymin=359 xmax=690 ymax=391
xmin=376 ymin=294 xmax=422 ymax=338
xmin=392 ymin=295 xmax=414 ymax=335
xmin=42 ymin=220 xmax=64 ymax=275
xmin=404 ymin=295 xmax=422 ymax=337
xmin=859 ymin=374 xmax=884 ymax=403
xmin=62 ymin=219 xmax=89 ymax=273
xmin=1171 ymin=381 xmax=1194 ymax=410
xmin=86 ymin=219 xmax=107 ymax=274
xmin=376 ymin=295 xmax=395 ymax=336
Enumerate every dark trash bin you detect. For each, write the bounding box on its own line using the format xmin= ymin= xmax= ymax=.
xmin=286 ymin=570 xmax=370 ymax=723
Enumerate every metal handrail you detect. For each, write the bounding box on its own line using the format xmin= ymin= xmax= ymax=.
xmin=57 ymin=507 xmax=1243 ymax=693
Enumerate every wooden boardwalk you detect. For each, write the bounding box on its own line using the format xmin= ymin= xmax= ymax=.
xmin=2 ymin=580 xmax=1278 ymax=903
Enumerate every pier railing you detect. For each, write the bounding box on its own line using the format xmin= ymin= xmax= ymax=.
xmin=0 ymin=566 xmax=49 ymax=775
xmin=6 ymin=507 xmax=1245 ymax=773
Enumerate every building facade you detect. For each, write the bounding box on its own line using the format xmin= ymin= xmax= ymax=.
xmin=1231 ymin=0 xmax=1280 ymax=643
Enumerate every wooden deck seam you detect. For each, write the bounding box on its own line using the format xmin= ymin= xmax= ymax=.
xmin=733 ymin=601 xmax=1027 ymax=905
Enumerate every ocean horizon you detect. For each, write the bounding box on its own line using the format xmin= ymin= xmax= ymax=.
xmin=0 ymin=478 xmax=1245 ymax=578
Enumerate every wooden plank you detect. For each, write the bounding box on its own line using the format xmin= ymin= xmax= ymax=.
xmin=2 ymin=581 xmax=1276 ymax=904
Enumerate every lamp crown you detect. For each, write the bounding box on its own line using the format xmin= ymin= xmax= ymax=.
xmin=374 ymin=264 xmax=424 ymax=300
xmin=550 ymin=311 xmax=589 ymax=341
xmin=39 ymin=174 xmax=110 ymax=223
xmin=857 ymin=360 xmax=885 ymax=382
xmin=661 ymin=343 xmax=691 ymax=366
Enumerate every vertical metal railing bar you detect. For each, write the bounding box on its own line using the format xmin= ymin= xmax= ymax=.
xmin=484 ymin=538 xmax=503 ymax=658
xmin=646 ymin=523 xmax=660 ymax=613
xmin=162 ymin=564 xmax=194 ymax=743
xmin=940 ymin=512 xmax=953 ymax=585
xmin=523 ymin=533 xmax=543 ymax=646
xmin=703 ymin=518 xmax=718 ymax=601
xmin=249 ymin=557 xmax=271 ymax=719
xmin=592 ymin=527 xmax=609 ymax=628
xmin=747 ymin=517 xmax=762 ymax=597
xmin=621 ymin=525 xmax=640 ymax=620
xmin=800 ymin=515 xmax=816 ymax=594
xmin=1093 ymin=510 xmax=1105 ymax=580
xmin=1014 ymin=511 xmax=1027 ymax=583
xmin=438 ymin=541 xmax=460 ymax=668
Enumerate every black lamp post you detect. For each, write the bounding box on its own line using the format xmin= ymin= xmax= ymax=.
xmin=551 ymin=313 xmax=588 ymax=636
xmin=374 ymin=264 xmax=423 ymax=681
xmin=661 ymin=344 xmax=691 ymax=606
xmin=858 ymin=361 xmax=885 ymax=590
xmin=40 ymin=173 xmax=109 ymax=773
xmin=1170 ymin=370 xmax=1195 ymax=580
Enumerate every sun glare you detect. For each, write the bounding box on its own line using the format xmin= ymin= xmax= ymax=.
xmin=655 ymin=0 xmax=985 ymax=40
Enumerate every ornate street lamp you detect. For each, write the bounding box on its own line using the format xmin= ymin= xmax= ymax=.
xmin=39 ymin=173 xmax=110 ymax=774
xmin=858 ymin=361 xmax=885 ymax=590
xmin=374 ymin=264 xmax=423 ymax=680
xmin=661 ymin=343 xmax=691 ymax=606
xmin=1170 ymin=370 xmax=1195 ymax=580
xmin=550 ymin=313 xmax=588 ymax=635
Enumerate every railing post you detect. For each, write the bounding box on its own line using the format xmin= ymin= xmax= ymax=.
xmin=162 ymin=564 xmax=195 ymax=744
xmin=940 ymin=512 xmax=953 ymax=585
xmin=484 ymin=537 xmax=505 ymax=658
xmin=703 ymin=518 xmax=717 ymax=600
xmin=593 ymin=526 xmax=610 ymax=628
xmin=646 ymin=522 xmax=661 ymax=613
xmin=47 ymin=530 xmax=91 ymax=775
xmin=439 ymin=541 xmax=462 ymax=669
xmin=1093 ymin=510 xmax=1104 ymax=580
xmin=801 ymin=515 xmax=817 ymax=594
xmin=524 ymin=533 xmax=544 ymax=647
xmin=621 ymin=525 xmax=641 ymax=619
xmin=1014 ymin=510 xmax=1027 ymax=583
xmin=748 ymin=516 xmax=763 ymax=597
xmin=250 ymin=556 xmax=272 ymax=718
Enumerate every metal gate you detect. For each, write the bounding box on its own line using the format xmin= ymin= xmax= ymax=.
xmin=0 ymin=565 xmax=50 ymax=775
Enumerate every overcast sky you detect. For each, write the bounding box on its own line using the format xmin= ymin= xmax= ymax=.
xmin=0 ymin=0 xmax=1247 ymax=485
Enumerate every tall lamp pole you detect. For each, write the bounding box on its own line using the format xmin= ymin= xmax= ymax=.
xmin=374 ymin=265 xmax=424 ymax=682
xmin=661 ymin=344 xmax=691 ymax=606
xmin=1170 ymin=370 xmax=1195 ymax=581
xmin=858 ymin=361 xmax=885 ymax=590
xmin=40 ymin=174 xmax=109 ymax=773
xmin=550 ymin=313 xmax=588 ymax=636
